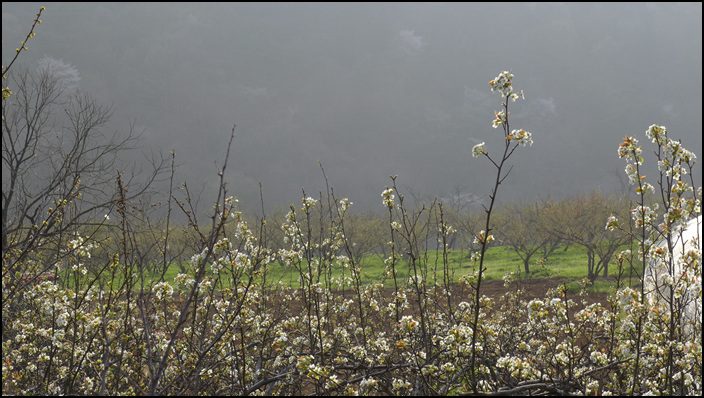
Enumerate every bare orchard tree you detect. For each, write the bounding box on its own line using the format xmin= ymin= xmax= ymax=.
xmin=543 ymin=190 xmax=631 ymax=282
xmin=2 ymin=65 xmax=164 ymax=293
xmin=493 ymin=200 xmax=559 ymax=275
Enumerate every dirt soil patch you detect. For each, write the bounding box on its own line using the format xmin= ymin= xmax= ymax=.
xmin=477 ymin=277 xmax=609 ymax=304
xmin=268 ymin=277 xmax=612 ymax=320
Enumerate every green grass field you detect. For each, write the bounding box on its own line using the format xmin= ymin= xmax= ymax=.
xmin=66 ymin=242 xmax=636 ymax=296
xmin=193 ymin=243 xmax=637 ymax=294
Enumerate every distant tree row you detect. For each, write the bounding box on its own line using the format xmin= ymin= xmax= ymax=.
xmin=244 ymin=189 xmax=632 ymax=283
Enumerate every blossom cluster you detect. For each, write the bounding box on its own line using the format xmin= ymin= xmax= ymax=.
xmin=381 ymin=187 xmax=395 ymax=209
xmin=489 ymin=70 xmax=524 ymax=101
xmin=479 ymin=70 xmax=532 ymax=159
xmin=471 ymin=142 xmax=486 ymax=158
xmin=507 ymin=129 xmax=533 ymax=146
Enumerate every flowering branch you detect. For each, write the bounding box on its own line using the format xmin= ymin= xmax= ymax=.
xmin=2 ymin=6 xmax=45 ymax=101
xmin=468 ymin=71 xmax=534 ymax=392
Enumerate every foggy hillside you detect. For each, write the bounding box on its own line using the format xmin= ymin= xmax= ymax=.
xmin=3 ymin=3 xmax=701 ymax=214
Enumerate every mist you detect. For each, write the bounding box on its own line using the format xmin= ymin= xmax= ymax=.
xmin=3 ymin=2 xmax=701 ymax=214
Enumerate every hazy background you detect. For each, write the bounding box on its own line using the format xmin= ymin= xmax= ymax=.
xmin=3 ymin=2 xmax=702 ymax=214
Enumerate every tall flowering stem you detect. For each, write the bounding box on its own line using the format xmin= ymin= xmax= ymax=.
xmin=382 ymin=181 xmax=402 ymax=323
xmin=614 ymin=125 xmax=700 ymax=395
xmin=468 ymin=71 xmax=533 ymax=391
xmin=616 ymin=133 xmax=651 ymax=396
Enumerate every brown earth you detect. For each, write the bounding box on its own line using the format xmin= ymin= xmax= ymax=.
xmin=269 ymin=277 xmax=613 ymax=320
xmin=472 ymin=276 xmax=610 ymax=304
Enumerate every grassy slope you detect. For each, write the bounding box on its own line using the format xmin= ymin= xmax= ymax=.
xmin=79 ymin=243 xmax=634 ymax=296
xmin=246 ymin=243 xmax=636 ymax=294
